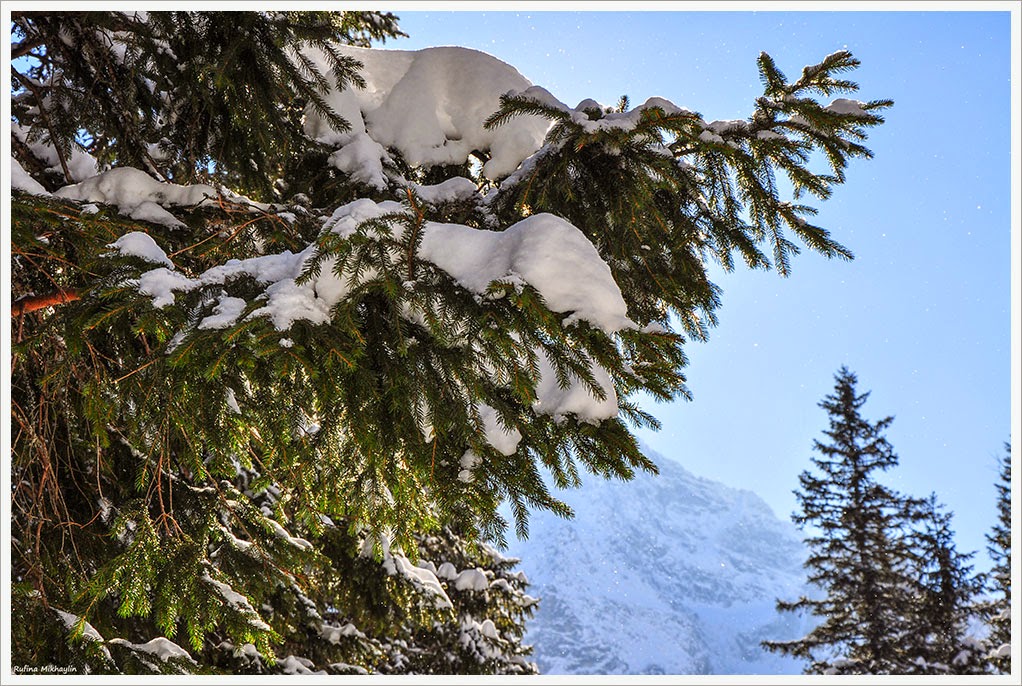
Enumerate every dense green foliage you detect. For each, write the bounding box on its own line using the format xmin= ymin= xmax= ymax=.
xmin=11 ymin=10 xmax=893 ymax=675
xmin=11 ymin=10 xmax=402 ymax=195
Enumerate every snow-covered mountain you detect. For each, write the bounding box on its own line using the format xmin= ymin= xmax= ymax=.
xmin=505 ymin=448 xmax=814 ymax=675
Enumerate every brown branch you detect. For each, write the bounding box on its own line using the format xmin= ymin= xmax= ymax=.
xmin=11 ymin=289 xmax=80 ymax=317
xmin=12 ymin=38 xmax=44 ymax=60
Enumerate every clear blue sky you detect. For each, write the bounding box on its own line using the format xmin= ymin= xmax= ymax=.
xmin=389 ymin=8 xmax=1016 ymax=569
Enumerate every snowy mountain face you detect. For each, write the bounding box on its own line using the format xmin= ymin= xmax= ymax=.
xmin=505 ymin=450 xmax=814 ymax=675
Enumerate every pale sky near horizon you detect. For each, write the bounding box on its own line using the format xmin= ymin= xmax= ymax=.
xmin=390 ymin=7 xmax=1018 ymax=569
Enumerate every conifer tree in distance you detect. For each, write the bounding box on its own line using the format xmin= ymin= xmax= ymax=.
xmin=903 ymin=494 xmax=987 ymax=674
xmin=983 ymin=442 xmax=1012 ymax=673
xmin=11 ymin=11 xmax=891 ymax=674
xmin=763 ymin=367 xmax=921 ymax=674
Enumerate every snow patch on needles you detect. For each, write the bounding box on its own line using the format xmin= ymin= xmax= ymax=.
xmin=109 ymin=637 xmax=195 ymax=664
xmin=108 ymin=231 xmax=173 ymax=267
xmin=11 ymin=157 xmax=50 ymax=195
xmin=454 ymin=568 xmax=490 ymax=592
xmin=510 ymin=86 xmax=696 ymax=135
xmin=534 ymin=349 xmax=618 ymax=421
xmin=201 ymin=573 xmax=272 ymax=631
xmin=477 ymin=404 xmax=522 ymax=456
xmin=54 ymin=167 xmax=269 ymax=228
xmin=56 ymin=609 xmax=109 ymax=651
xmin=826 ymin=98 xmax=867 ymax=116
xmin=370 ymin=534 xmax=453 ymax=609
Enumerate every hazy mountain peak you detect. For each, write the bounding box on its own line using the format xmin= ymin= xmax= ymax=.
xmin=506 ymin=448 xmax=812 ymax=675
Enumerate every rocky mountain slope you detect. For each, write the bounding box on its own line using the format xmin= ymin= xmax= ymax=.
xmin=505 ymin=449 xmax=814 ymax=674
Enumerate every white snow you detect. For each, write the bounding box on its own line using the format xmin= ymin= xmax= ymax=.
xmin=134 ymin=199 xmax=631 ymax=338
xmin=327 ymin=131 xmax=391 ymax=190
xmin=98 ymin=497 xmax=113 ymax=523
xmin=503 ymin=87 xmax=694 ymax=138
xmin=436 ymin=561 xmax=459 ymax=580
xmin=123 ymin=199 xmax=185 ymax=228
xmin=12 ymin=123 xmax=99 ymax=182
xmin=453 ymin=568 xmax=490 ymax=592
xmin=506 ymin=448 xmax=815 ymax=675
xmin=372 ymin=534 xmax=453 ymax=609
xmin=478 ymin=404 xmax=522 ymax=456
xmin=56 ymin=167 xmax=215 ymax=209
xmin=411 ymin=176 xmax=479 ymax=205
xmin=11 ymin=157 xmax=49 ymax=195
xmin=201 ymin=573 xmax=271 ymax=631
xmin=198 ymin=296 xmax=247 ymax=330
xmin=533 ymin=348 xmax=618 ymax=421
xmin=394 ymin=555 xmax=454 ymax=608
xmin=108 ymin=636 xmax=195 ymax=663
xmin=108 ymin=231 xmax=173 ymax=267
xmin=826 ymin=98 xmax=867 ymax=116
xmin=54 ymin=168 xmax=270 ymax=229
xmin=128 ymin=197 xmax=625 ymax=424
xmin=321 ymin=624 xmax=356 ymax=645
xmin=279 ymin=655 xmax=320 ymax=675
xmin=459 ymin=450 xmax=482 ymax=483
xmin=320 ymin=622 xmax=366 ymax=645
xmin=418 ymin=213 xmax=633 ymax=335
xmin=478 ymin=618 xmax=500 ymax=639
xmin=56 ymin=609 xmax=107 ymax=647
xmin=224 ymin=388 xmax=242 ymax=415
xmin=305 ymin=45 xmax=551 ymax=180
xmin=705 ymin=119 xmax=748 ymax=134
xmin=266 ymin=519 xmax=313 ymax=551
xmin=137 ymin=267 xmax=195 ymax=308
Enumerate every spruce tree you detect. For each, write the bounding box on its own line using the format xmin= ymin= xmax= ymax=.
xmin=902 ymin=494 xmax=987 ymax=674
xmin=983 ymin=442 xmax=1012 ymax=673
xmin=10 ymin=11 xmax=890 ymax=674
xmin=763 ymin=367 xmax=923 ymax=674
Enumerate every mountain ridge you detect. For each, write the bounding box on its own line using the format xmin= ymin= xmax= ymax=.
xmin=505 ymin=448 xmax=813 ymax=675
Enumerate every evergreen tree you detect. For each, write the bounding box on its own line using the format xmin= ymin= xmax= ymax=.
xmin=10 ymin=11 xmax=890 ymax=674
xmin=983 ymin=442 xmax=1012 ymax=673
xmin=902 ymin=494 xmax=987 ymax=674
xmin=763 ymin=367 xmax=923 ymax=674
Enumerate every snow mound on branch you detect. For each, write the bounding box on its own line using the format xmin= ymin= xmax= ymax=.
xmin=54 ymin=167 xmax=270 ymax=228
xmin=109 ymin=636 xmax=195 ymax=664
xmin=535 ymin=349 xmax=617 ymax=421
xmin=454 ymin=568 xmax=490 ymax=592
xmin=306 ymin=45 xmax=551 ymax=180
xmin=369 ymin=534 xmax=453 ymax=610
xmin=513 ymin=86 xmax=695 ymax=136
xmin=56 ymin=167 xmax=214 ymax=209
xmin=12 ymin=122 xmax=99 ymax=183
xmin=56 ymin=609 xmax=109 ymax=648
xmin=108 ymin=231 xmax=174 ymax=267
xmin=419 ymin=213 xmax=633 ymax=334
xmin=478 ymin=404 xmax=522 ymax=456
xmin=201 ymin=573 xmax=271 ymax=631
xmin=11 ymin=157 xmax=50 ymax=195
